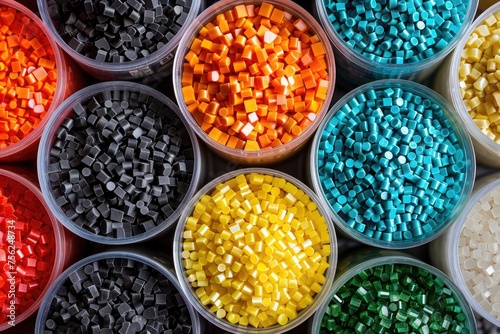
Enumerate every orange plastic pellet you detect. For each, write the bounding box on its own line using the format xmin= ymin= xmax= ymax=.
xmin=181 ymin=2 xmax=331 ymax=151
xmin=0 ymin=5 xmax=58 ymax=148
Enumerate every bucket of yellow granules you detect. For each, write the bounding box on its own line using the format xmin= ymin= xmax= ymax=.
xmin=434 ymin=2 xmax=500 ymax=168
xmin=173 ymin=168 xmax=337 ymax=333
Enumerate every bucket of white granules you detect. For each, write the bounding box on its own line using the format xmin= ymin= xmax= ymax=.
xmin=430 ymin=172 xmax=500 ymax=327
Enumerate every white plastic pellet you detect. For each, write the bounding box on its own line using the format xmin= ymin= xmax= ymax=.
xmin=486 ymin=265 xmax=495 ymax=276
xmin=458 ymin=184 xmax=500 ymax=321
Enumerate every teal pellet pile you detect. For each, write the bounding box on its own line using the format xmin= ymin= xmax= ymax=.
xmin=320 ymin=263 xmax=471 ymax=334
xmin=323 ymin=0 xmax=471 ymax=64
xmin=316 ymin=83 xmax=470 ymax=245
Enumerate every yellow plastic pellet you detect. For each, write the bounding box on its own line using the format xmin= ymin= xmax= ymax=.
xmin=181 ymin=172 xmax=332 ymax=328
xmin=459 ymin=14 xmax=500 ymax=142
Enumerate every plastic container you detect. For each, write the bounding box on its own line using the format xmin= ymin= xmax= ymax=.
xmin=0 ymin=167 xmax=80 ymax=331
xmin=173 ymin=168 xmax=338 ymax=334
xmin=434 ymin=3 xmax=500 ymax=168
xmin=172 ymin=0 xmax=336 ymax=165
xmin=308 ymin=249 xmax=477 ymax=334
xmin=309 ymin=79 xmax=476 ymax=249
xmin=430 ymin=172 xmax=500 ymax=328
xmin=34 ymin=249 xmax=204 ymax=334
xmin=315 ymin=0 xmax=478 ymax=89
xmin=37 ymin=81 xmax=203 ymax=245
xmin=0 ymin=0 xmax=81 ymax=162
xmin=37 ymin=0 xmax=204 ymax=81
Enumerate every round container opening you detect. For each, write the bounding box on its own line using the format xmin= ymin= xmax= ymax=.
xmin=309 ymin=251 xmax=477 ymax=334
xmin=0 ymin=168 xmax=66 ymax=331
xmin=173 ymin=0 xmax=336 ymax=165
xmin=174 ymin=168 xmax=337 ymax=334
xmin=37 ymin=81 xmax=202 ymax=245
xmin=439 ymin=3 xmax=500 ymax=168
xmin=315 ymin=0 xmax=478 ymax=87
xmin=432 ymin=173 xmax=500 ymax=327
xmin=37 ymin=0 xmax=204 ymax=81
xmin=35 ymin=250 xmax=203 ymax=334
xmin=0 ymin=0 xmax=69 ymax=161
xmin=310 ymin=79 xmax=475 ymax=249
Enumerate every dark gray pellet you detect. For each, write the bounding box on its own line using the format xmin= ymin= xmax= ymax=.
xmin=47 ymin=89 xmax=195 ymax=238
xmin=50 ymin=0 xmax=192 ymax=63
xmin=43 ymin=257 xmax=193 ymax=332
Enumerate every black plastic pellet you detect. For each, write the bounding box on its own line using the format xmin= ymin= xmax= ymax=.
xmin=47 ymin=89 xmax=195 ymax=239
xmin=44 ymin=257 xmax=192 ymax=333
xmin=48 ymin=0 xmax=192 ymax=63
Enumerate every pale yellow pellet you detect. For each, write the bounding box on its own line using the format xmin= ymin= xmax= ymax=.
xmin=459 ymin=13 xmax=500 ymax=142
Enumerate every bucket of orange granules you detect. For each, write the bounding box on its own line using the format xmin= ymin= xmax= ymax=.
xmin=0 ymin=0 xmax=81 ymax=162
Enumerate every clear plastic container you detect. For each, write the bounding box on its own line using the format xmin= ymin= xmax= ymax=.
xmin=0 ymin=167 xmax=80 ymax=331
xmin=434 ymin=3 xmax=500 ymax=168
xmin=308 ymin=249 xmax=477 ymax=334
xmin=173 ymin=168 xmax=338 ymax=334
xmin=315 ymin=0 xmax=478 ymax=89
xmin=172 ymin=0 xmax=336 ymax=165
xmin=34 ymin=249 xmax=204 ymax=334
xmin=37 ymin=81 xmax=203 ymax=245
xmin=430 ymin=172 xmax=500 ymax=328
xmin=309 ymin=79 xmax=476 ymax=249
xmin=0 ymin=0 xmax=81 ymax=162
xmin=37 ymin=0 xmax=205 ymax=81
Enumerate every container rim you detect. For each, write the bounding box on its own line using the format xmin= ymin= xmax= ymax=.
xmin=0 ymin=168 xmax=66 ymax=331
xmin=172 ymin=0 xmax=336 ymax=164
xmin=173 ymin=167 xmax=338 ymax=334
xmin=36 ymin=0 xmax=203 ymax=76
xmin=448 ymin=2 xmax=500 ymax=157
xmin=34 ymin=250 xmax=203 ymax=334
xmin=315 ymin=0 xmax=479 ymax=75
xmin=0 ymin=0 xmax=68 ymax=160
xmin=443 ymin=172 xmax=500 ymax=327
xmin=309 ymin=252 xmax=477 ymax=334
xmin=309 ymin=79 xmax=476 ymax=249
xmin=37 ymin=81 xmax=202 ymax=245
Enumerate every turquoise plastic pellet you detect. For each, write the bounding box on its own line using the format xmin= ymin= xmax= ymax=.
xmin=323 ymin=0 xmax=470 ymax=65
xmin=316 ymin=84 xmax=468 ymax=245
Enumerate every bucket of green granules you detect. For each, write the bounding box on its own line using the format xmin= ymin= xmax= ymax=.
xmin=309 ymin=249 xmax=477 ymax=334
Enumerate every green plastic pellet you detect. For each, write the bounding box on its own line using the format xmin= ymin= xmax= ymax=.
xmin=395 ymin=322 xmax=409 ymax=333
xmin=355 ymin=322 xmax=367 ymax=333
xmin=396 ymin=309 xmax=408 ymax=322
xmin=379 ymin=305 xmax=390 ymax=319
xmin=319 ymin=263 xmax=470 ymax=333
xmin=360 ymin=311 xmax=375 ymax=327
xmin=417 ymin=293 xmax=427 ymax=305
xmin=380 ymin=317 xmax=392 ymax=329
xmin=349 ymin=297 xmax=363 ymax=314
xmin=411 ymin=317 xmax=422 ymax=329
